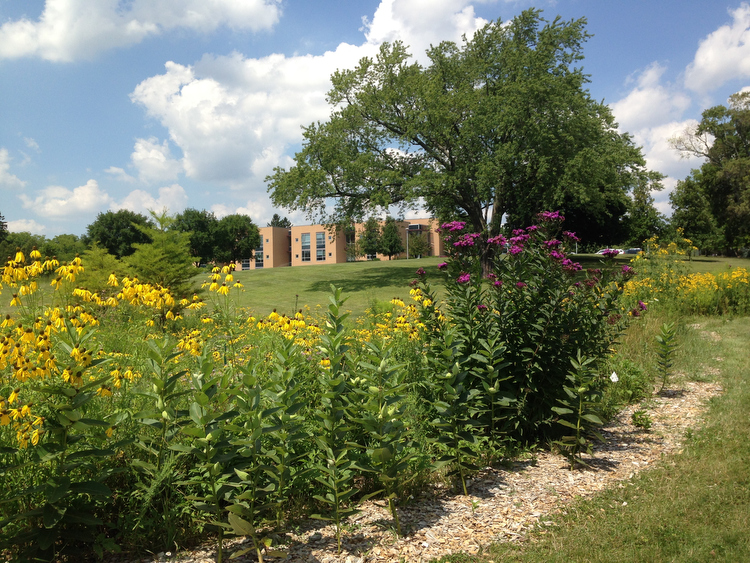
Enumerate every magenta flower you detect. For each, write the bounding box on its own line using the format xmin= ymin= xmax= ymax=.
xmin=437 ymin=262 xmax=448 ymax=270
xmin=477 ymin=304 xmax=488 ymax=311
xmin=512 ymin=229 xmax=525 ymax=236
xmin=542 ymin=239 xmax=562 ymax=248
xmin=516 ymin=282 xmax=527 ymax=288
xmin=562 ymin=259 xmax=582 ymax=272
xmin=526 ymin=225 xmax=540 ymax=232
xmin=621 ymin=264 xmax=635 ymax=276
xmin=508 ymin=245 xmax=524 ymax=255
xmin=487 ymin=234 xmax=507 ymax=246
xmin=549 ymin=250 xmax=565 ymax=260
xmin=415 ymin=267 xmax=426 ymax=276
xmin=457 ymin=273 xmax=471 ymax=284
xmin=453 ymin=233 xmax=482 ymax=247
xmin=638 ymin=300 xmax=648 ymax=311
xmin=493 ymin=280 xmax=503 ymax=287
xmin=537 ymin=210 xmax=565 ymax=222
xmin=602 ymin=249 xmax=620 ymax=259
xmin=563 ymin=231 xmax=580 ymax=242
xmin=439 ymin=221 xmax=466 ymax=232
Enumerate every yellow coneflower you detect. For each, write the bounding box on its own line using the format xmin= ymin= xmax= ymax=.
xmin=29 ymin=247 xmax=42 ymax=260
xmin=217 ymin=283 xmax=230 ymax=296
xmin=14 ymin=248 xmax=25 ymax=263
xmin=107 ymin=272 xmax=119 ymax=287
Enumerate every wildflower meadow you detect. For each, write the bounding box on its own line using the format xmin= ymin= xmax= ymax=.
xmin=0 ymin=215 xmax=748 ymax=562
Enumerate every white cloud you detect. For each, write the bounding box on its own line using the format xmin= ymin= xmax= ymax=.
xmin=24 ymin=137 xmax=40 ymax=151
xmin=130 ymin=0 xmax=495 ymax=196
xmin=362 ymin=0 xmax=489 ymax=62
xmin=0 ymin=0 xmax=282 ymax=61
xmin=610 ymin=63 xmax=691 ymax=133
xmin=0 ymin=148 xmax=27 ymax=189
xmin=19 ymin=179 xmax=112 ymax=217
xmin=104 ymin=166 xmax=137 ymax=183
xmin=685 ymin=3 xmax=750 ymax=93
xmin=111 ymin=184 xmax=188 ymax=216
xmin=130 ymin=137 xmax=183 ymax=183
xmin=7 ymin=219 xmax=46 ymax=235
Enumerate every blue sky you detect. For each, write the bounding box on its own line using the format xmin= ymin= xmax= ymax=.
xmin=1 ymin=0 xmax=749 ymax=237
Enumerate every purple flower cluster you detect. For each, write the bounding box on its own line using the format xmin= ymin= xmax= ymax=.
xmin=537 ymin=210 xmax=565 ymax=222
xmin=437 ymin=262 xmax=448 ymax=270
xmin=439 ymin=221 xmax=466 ymax=232
xmin=487 ymin=234 xmax=507 ymax=246
xmin=549 ymin=250 xmax=565 ymax=260
xmin=542 ymin=239 xmax=562 ymax=248
xmin=621 ymin=264 xmax=635 ymax=277
xmin=562 ymin=231 xmax=580 ymax=242
xmin=562 ymin=259 xmax=582 ymax=272
xmin=602 ymin=249 xmax=620 ymax=259
xmin=453 ymin=232 xmax=482 ymax=247
xmin=516 ymin=282 xmax=527 ymax=289
xmin=415 ymin=267 xmax=426 ymax=276
xmin=457 ymin=273 xmax=471 ymax=284
xmin=477 ymin=304 xmax=488 ymax=311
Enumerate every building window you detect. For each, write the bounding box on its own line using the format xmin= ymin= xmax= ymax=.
xmin=316 ymin=232 xmax=325 ymax=260
xmin=240 ymin=258 xmax=251 ymax=270
xmin=255 ymin=238 xmax=264 ymax=269
xmin=301 ymin=233 xmax=310 ymax=262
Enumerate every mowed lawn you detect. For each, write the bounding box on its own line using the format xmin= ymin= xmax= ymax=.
xmin=225 ymin=256 xmax=446 ymax=318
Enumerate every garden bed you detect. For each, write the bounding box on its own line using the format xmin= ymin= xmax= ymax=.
xmin=109 ymin=377 xmax=722 ymax=563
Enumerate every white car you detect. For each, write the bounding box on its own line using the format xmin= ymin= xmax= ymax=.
xmin=595 ymin=248 xmax=623 ymax=255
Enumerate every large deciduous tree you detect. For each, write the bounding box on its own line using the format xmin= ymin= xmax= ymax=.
xmin=84 ymin=210 xmax=154 ymax=258
xmin=267 ymin=9 xmax=652 ymax=248
xmin=171 ymin=208 xmax=220 ymax=265
xmin=670 ymin=91 xmax=750 ymax=254
xmin=213 ymin=214 xmax=260 ymax=264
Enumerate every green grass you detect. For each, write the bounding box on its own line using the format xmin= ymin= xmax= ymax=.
xmin=221 ymin=256 xmax=446 ymax=318
xmin=433 ymin=315 xmax=750 ymax=563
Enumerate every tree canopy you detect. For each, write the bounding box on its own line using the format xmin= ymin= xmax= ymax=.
xmin=0 ymin=212 xmax=7 ymax=245
xmin=125 ymin=210 xmax=196 ymax=296
xmin=172 ymin=208 xmax=220 ymax=265
xmin=267 ymin=213 xmax=292 ymax=229
xmin=84 ymin=210 xmax=154 ymax=258
xmin=670 ymin=91 xmax=750 ymax=253
xmin=213 ymin=214 xmax=260 ymax=264
xmin=268 ymin=9 xmax=654 ymax=244
xmin=380 ymin=217 xmax=405 ymax=259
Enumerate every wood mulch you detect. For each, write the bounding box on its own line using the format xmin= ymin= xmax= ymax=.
xmin=113 ymin=375 xmax=723 ymax=563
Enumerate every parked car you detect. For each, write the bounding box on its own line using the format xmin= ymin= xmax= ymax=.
xmin=595 ymin=248 xmax=623 ymax=255
xmin=624 ymin=248 xmax=642 ymax=254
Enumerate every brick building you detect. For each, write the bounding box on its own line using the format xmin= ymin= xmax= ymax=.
xmin=236 ymin=218 xmax=444 ymax=270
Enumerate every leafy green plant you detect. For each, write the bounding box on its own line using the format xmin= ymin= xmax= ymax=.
xmin=310 ymin=286 xmax=358 ymax=553
xmin=551 ymin=352 xmax=606 ymax=469
xmin=171 ymin=355 xmax=238 ymax=563
xmin=631 ymin=410 xmax=653 ymax=430
xmin=655 ymin=322 xmax=678 ymax=393
xmin=0 ymin=322 xmax=117 ymax=561
xmin=350 ymin=342 xmax=416 ymax=536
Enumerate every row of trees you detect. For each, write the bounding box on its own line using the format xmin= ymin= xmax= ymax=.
xmin=354 ymin=217 xmax=432 ymax=260
xmin=670 ymin=91 xmax=750 ymax=255
xmin=0 ymin=209 xmax=262 ymax=267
